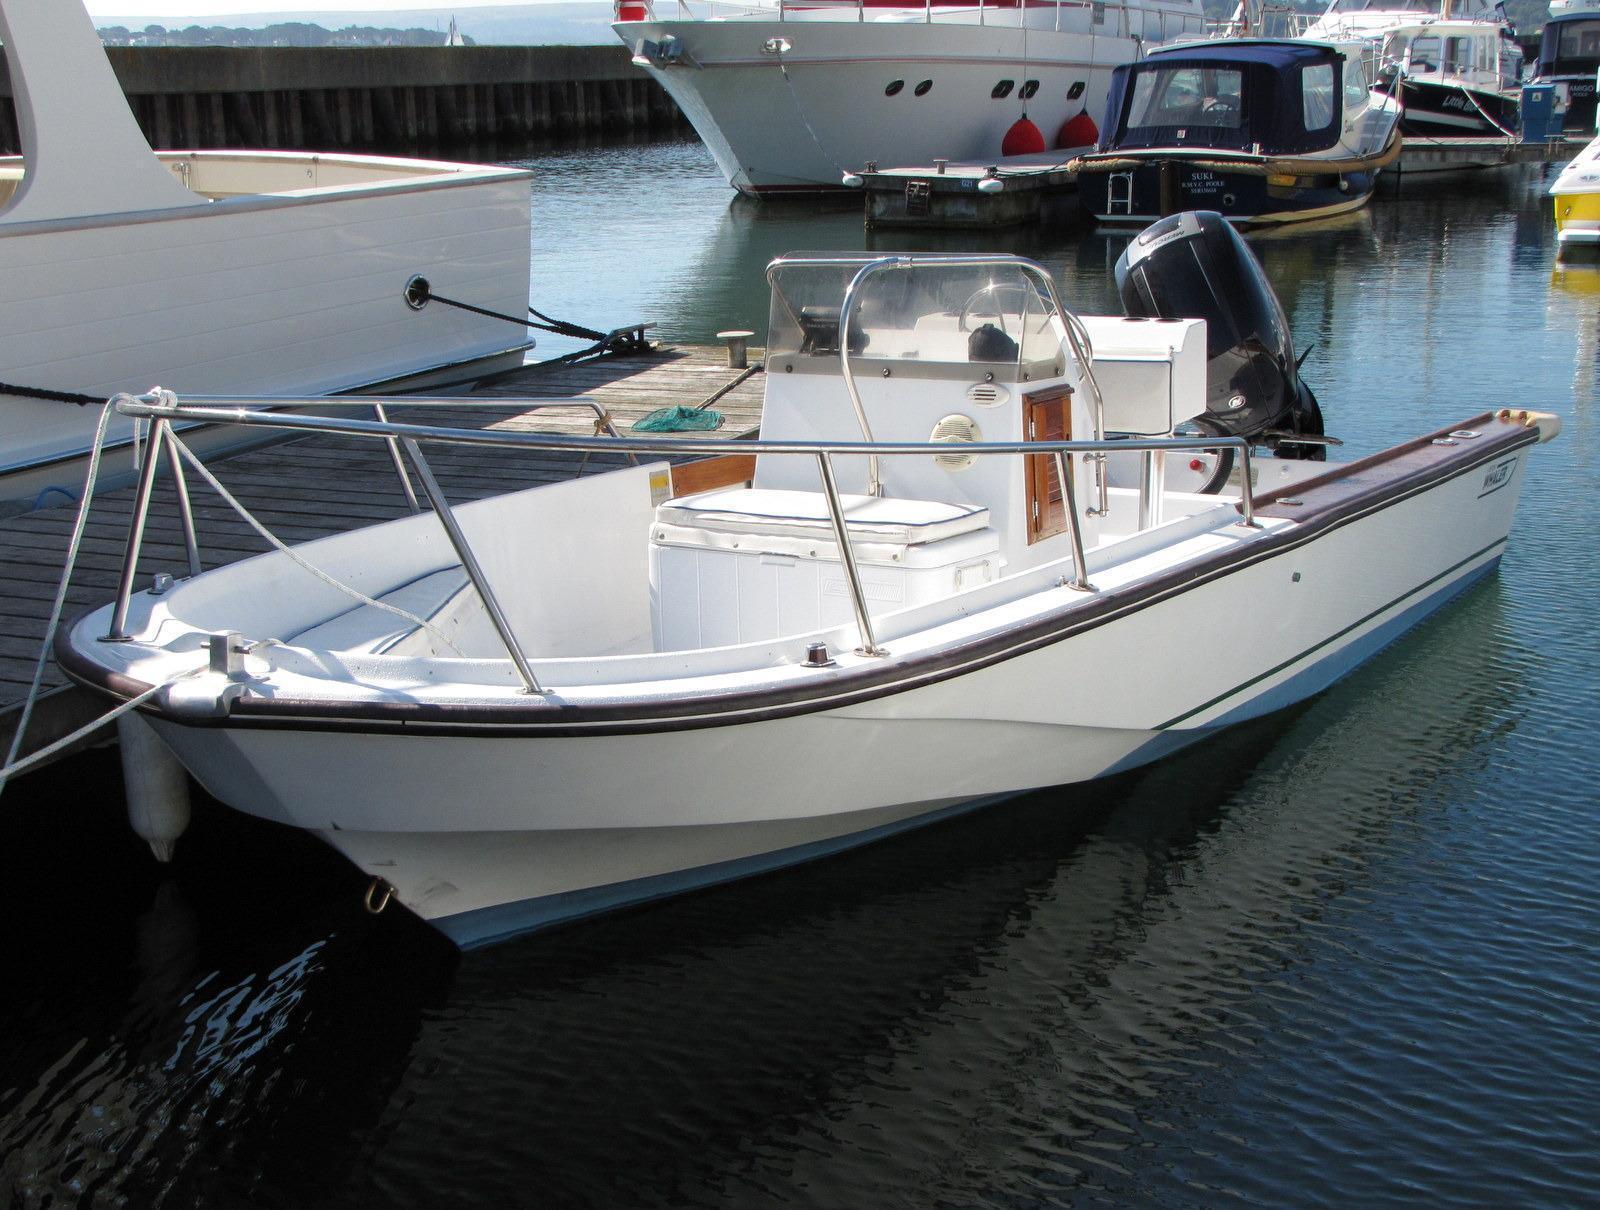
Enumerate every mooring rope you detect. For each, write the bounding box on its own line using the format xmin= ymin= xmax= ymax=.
xmin=164 ymin=429 xmax=468 ymax=656
xmin=415 ymin=283 xmax=608 ymax=342
xmin=779 ymin=58 xmax=847 ymax=179
xmin=0 ymin=380 xmax=102 ymax=406
xmin=0 ymin=671 xmax=203 ymax=791
xmin=1 ymin=400 xmax=118 ymax=797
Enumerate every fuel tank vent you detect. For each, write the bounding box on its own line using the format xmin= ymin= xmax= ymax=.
xmin=965 ymin=382 xmax=1010 ymax=408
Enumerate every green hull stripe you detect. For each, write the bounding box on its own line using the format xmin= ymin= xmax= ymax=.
xmin=1154 ymin=537 xmax=1508 ymax=731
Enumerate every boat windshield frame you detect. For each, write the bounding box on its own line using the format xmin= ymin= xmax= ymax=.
xmin=1103 ymin=44 xmax=1348 ymax=156
xmin=762 ymin=253 xmax=1067 ymax=380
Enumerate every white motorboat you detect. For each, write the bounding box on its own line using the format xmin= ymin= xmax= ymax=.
xmin=1551 ymin=130 xmax=1600 ymax=254
xmin=1303 ymin=0 xmax=1507 ymax=43
xmin=58 ymin=219 xmax=1557 ymax=949
xmin=614 ymin=0 xmax=1207 ymax=195
xmin=1305 ymin=0 xmax=1524 ymax=137
xmin=0 ymin=0 xmax=535 ymax=510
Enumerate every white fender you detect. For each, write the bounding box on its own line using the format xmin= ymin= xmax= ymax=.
xmin=117 ymin=712 xmax=192 ymax=863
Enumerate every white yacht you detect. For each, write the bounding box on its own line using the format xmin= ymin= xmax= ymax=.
xmin=614 ymin=0 xmax=1207 ymax=195
xmin=0 ymin=0 xmax=535 ymax=510
xmin=59 ymin=224 xmax=1557 ymax=949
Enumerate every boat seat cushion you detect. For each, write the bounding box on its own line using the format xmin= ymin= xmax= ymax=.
xmin=283 ymin=565 xmax=470 ymax=653
xmin=656 ymin=488 xmax=989 ymax=546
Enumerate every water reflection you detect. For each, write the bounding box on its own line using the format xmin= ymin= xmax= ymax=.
xmin=1 ymin=142 xmax=1596 ymax=1208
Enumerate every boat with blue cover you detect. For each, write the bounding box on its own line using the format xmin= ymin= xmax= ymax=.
xmin=1074 ymin=39 xmax=1401 ymax=225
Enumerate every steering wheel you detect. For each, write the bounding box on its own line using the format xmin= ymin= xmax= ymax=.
xmin=1200 ymin=96 xmax=1240 ymax=119
xmin=957 ymin=282 xmax=1037 ymax=334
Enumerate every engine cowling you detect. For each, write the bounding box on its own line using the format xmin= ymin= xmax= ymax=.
xmin=1114 ymin=210 xmax=1325 ymax=462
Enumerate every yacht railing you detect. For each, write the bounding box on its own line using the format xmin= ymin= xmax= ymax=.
xmin=657 ymin=0 xmax=1120 ymax=26
xmin=106 ymin=392 xmax=1259 ymax=694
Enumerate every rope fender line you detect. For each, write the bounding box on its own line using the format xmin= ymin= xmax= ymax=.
xmin=0 ymin=380 xmax=102 ymax=406
xmin=1067 ymin=129 xmax=1403 ymax=179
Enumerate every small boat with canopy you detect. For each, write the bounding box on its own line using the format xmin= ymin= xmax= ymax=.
xmin=1074 ymin=39 xmax=1401 ymax=225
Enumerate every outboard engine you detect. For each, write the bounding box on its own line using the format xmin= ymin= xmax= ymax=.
xmin=1114 ymin=211 xmax=1326 ymax=481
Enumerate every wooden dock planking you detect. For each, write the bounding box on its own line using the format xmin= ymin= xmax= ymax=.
xmin=0 ymin=343 xmax=765 ymax=760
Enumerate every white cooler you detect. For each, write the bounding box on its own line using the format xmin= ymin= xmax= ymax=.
xmin=650 ymin=487 xmax=1001 ymax=650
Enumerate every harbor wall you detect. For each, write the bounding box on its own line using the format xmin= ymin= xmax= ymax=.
xmin=0 ymin=45 xmax=687 ymax=155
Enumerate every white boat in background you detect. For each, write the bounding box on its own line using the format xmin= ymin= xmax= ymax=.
xmin=59 ymin=220 xmax=1557 ymax=949
xmin=1369 ymin=18 xmax=1524 ymax=138
xmin=1303 ymin=0 xmax=1507 ymax=44
xmin=615 ymin=0 xmax=1207 ymax=195
xmin=0 ymin=0 xmax=535 ymax=510
xmin=1303 ymin=0 xmax=1523 ymax=140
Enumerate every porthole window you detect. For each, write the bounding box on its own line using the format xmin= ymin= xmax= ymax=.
xmin=885 ymin=79 xmax=904 ymax=96
xmin=1067 ymin=80 xmax=1086 ymax=100
xmin=1020 ymin=79 xmax=1040 ymax=99
xmin=914 ymin=79 xmax=933 ymax=96
xmin=992 ymin=80 xmax=1015 ymax=99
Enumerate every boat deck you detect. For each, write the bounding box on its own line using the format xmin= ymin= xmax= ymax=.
xmin=0 ymin=342 xmax=765 ymax=765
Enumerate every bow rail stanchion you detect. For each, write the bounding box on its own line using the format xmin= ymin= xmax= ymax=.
xmin=104 ymin=391 xmax=1259 ymax=680
xmin=398 ymin=437 xmax=546 ymax=696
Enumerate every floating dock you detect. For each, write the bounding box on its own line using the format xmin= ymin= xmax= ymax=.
xmin=857 ymin=149 xmax=1082 ymax=230
xmin=1394 ymin=134 xmax=1589 ymax=174
xmin=0 ymin=343 xmax=763 ymax=766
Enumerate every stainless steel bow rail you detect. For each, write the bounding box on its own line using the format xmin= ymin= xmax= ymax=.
xmin=106 ymin=391 xmax=1259 ymax=696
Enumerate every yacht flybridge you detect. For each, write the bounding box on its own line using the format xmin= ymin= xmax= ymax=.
xmin=0 ymin=0 xmax=534 ymax=509
xmin=59 ymin=224 xmax=1557 ymax=949
xmin=614 ymin=0 xmax=1207 ymax=195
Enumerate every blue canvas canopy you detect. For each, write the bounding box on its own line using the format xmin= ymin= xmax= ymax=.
xmin=1098 ymin=41 xmax=1347 ymax=158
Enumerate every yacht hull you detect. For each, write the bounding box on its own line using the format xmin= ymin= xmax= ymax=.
xmin=0 ymin=164 xmax=534 ymax=506
xmin=130 ymin=432 xmax=1534 ymax=947
xmin=618 ymin=17 xmax=1179 ymax=194
xmin=1380 ymin=76 xmax=1518 ymax=138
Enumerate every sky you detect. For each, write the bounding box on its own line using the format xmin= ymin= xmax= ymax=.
xmin=83 ymin=0 xmax=560 ymax=16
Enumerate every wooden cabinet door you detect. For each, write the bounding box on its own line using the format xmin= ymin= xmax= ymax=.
xmin=1025 ymin=387 xmax=1072 ymax=544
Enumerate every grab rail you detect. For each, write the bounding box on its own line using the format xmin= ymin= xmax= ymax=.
xmin=768 ymin=252 xmax=1109 ymax=508
xmin=106 ymin=392 xmax=1259 ymax=687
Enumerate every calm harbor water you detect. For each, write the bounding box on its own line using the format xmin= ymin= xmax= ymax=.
xmin=3 ymin=139 xmax=1598 ymax=1207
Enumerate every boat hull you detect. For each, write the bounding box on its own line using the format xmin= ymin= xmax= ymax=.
xmin=617 ymin=16 xmax=1195 ymax=194
xmin=1079 ymin=159 xmax=1377 ymax=226
xmin=0 ymin=162 xmax=533 ymax=505
xmin=1379 ymin=76 xmax=1519 ymax=138
xmin=139 ymin=435 xmax=1533 ymax=946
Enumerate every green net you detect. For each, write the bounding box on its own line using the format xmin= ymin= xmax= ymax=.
xmin=632 ymin=406 xmax=725 ymax=433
